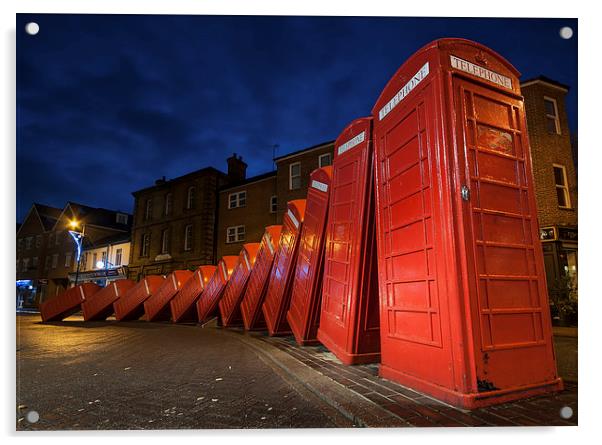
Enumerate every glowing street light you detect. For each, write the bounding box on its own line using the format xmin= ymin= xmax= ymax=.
xmin=67 ymin=219 xmax=86 ymax=286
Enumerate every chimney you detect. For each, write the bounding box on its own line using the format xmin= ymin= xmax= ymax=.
xmin=227 ymin=153 xmax=247 ymax=182
xmin=155 ymin=176 xmax=166 ymax=185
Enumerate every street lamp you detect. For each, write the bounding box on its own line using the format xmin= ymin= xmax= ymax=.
xmin=67 ymin=219 xmax=85 ymax=286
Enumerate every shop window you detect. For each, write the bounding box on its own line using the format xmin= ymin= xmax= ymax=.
xmin=544 ymin=97 xmax=561 ymax=135
xmin=115 ymin=248 xmax=123 ymax=266
xmin=228 ymin=191 xmax=247 ymax=209
xmin=553 ymin=164 xmax=571 ymax=208
xmin=270 ymin=195 xmax=278 ymax=213
xmin=226 ymin=225 xmax=245 ymax=243
xmin=289 ymin=162 xmax=301 ymax=190
xmin=319 ymin=153 xmax=332 ymax=168
xmin=184 ymin=224 xmax=193 ymax=251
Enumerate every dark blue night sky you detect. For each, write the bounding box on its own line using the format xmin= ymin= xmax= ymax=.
xmin=16 ymin=14 xmax=577 ymax=222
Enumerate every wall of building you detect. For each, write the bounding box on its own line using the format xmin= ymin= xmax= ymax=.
xmin=216 ymin=175 xmax=278 ymax=257
xmin=522 ymin=81 xmax=577 ymax=228
xmin=275 ymin=142 xmax=334 ymax=220
xmin=128 ymin=169 xmax=227 ymax=278
xmin=81 ymin=241 xmax=130 ymax=272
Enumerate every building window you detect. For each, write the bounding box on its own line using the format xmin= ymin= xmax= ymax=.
xmin=22 ymin=258 xmax=29 ymax=272
xmin=186 ymin=186 xmax=196 ymax=210
xmin=145 ymin=199 xmax=153 ymax=220
xmin=115 ymin=248 xmax=123 ymax=266
xmin=25 ymin=237 xmax=32 ymax=250
xmin=184 ymin=224 xmax=193 ymax=251
xmin=270 ymin=195 xmax=278 ymax=213
xmin=81 ymin=253 xmax=87 ymax=270
xmin=92 ymin=253 xmax=98 ymax=269
xmin=141 ymin=233 xmax=151 ymax=257
xmin=65 ymin=252 xmax=72 ymax=268
xmin=45 ymin=256 xmax=51 ymax=270
xmin=32 ymin=257 xmax=38 ymax=268
xmin=228 ymin=191 xmax=247 ymax=209
xmin=116 ymin=213 xmax=128 ymax=224
xmin=17 ymin=238 xmax=23 ymax=251
xmin=544 ymin=97 xmax=561 ymax=135
xmin=553 ymin=164 xmax=571 ymax=208
xmin=55 ymin=231 xmax=61 ymax=245
xmin=289 ymin=162 xmax=301 ymax=190
xmin=319 ymin=153 xmax=332 ymax=168
xmin=51 ymin=254 xmax=58 ymax=269
xmin=48 ymin=232 xmax=54 ymax=246
xmin=161 ymin=229 xmax=170 ymax=254
xmin=164 ymin=193 xmax=173 ymax=216
xmin=226 ymin=225 xmax=245 ymax=243
xmin=35 ymin=235 xmax=42 ymax=248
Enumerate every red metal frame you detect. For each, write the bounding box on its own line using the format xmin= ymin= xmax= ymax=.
xmin=317 ymin=117 xmax=381 ymax=365
xmin=82 ymin=279 xmax=136 ymax=321
xmin=40 ymin=283 xmax=101 ymax=322
xmin=196 ymin=256 xmax=238 ymax=323
xmin=371 ymin=38 xmax=562 ymax=408
xmin=143 ymin=270 xmax=193 ymax=322
xmin=219 ymin=243 xmax=261 ymax=327
xmin=262 ymin=200 xmax=306 ymax=336
xmin=170 ymin=265 xmax=216 ymax=323
xmin=240 ymin=225 xmax=283 ymax=331
xmin=287 ymin=167 xmax=333 ymax=345
xmin=113 ymin=275 xmax=165 ymax=321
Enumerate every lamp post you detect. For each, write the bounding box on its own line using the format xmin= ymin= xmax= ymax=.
xmin=68 ymin=220 xmax=85 ymax=286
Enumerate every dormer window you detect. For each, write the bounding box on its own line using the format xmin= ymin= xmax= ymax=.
xmin=116 ymin=213 xmax=128 ymax=224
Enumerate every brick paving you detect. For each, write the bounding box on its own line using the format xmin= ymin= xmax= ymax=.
xmin=258 ymin=335 xmax=578 ymax=427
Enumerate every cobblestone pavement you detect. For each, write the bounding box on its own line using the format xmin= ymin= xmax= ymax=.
xmin=16 ymin=315 xmax=350 ymax=430
xmin=258 ymin=335 xmax=578 ymax=427
xmin=16 ymin=314 xmax=577 ymax=430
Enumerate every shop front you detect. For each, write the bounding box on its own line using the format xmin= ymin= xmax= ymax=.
xmin=540 ymin=226 xmax=578 ymax=326
xmin=68 ymin=266 xmax=129 ymax=288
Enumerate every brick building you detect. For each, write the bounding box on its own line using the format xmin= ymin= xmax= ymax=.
xmin=16 ymin=202 xmax=131 ymax=307
xmin=521 ymin=76 xmax=577 ymax=320
xmin=216 ymin=141 xmax=334 ymax=257
xmin=127 ymin=156 xmax=249 ymax=278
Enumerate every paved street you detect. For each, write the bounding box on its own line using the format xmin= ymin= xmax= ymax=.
xmin=16 ymin=314 xmax=577 ymax=430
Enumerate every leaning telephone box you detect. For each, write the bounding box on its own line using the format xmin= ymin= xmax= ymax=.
xmin=143 ymin=270 xmax=193 ymax=321
xmin=240 ymin=225 xmax=283 ymax=331
xmin=317 ymin=117 xmax=380 ymax=365
xmin=219 ymin=243 xmax=261 ymax=327
xmin=371 ymin=38 xmax=562 ymax=408
xmin=82 ymin=279 xmax=136 ymax=321
xmin=113 ymin=275 xmax=165 ymax=321
xmin=287 ymin=167 xmax=333 ymax=345
xmin=170 ymin=266 xmax=216 ymax=323
xmin=40 ymin=283 xmax=101 ymax=322
xmin=196 ymin=256 xmax=238 ymax=323
xmin=262 ymin=200 xmax=306 ymax=336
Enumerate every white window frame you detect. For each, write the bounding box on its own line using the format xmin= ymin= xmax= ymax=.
xmin=184 ymin=224 xmax=193 ymax=251
xmin=141 ymin=233 xmax=150 ymax=257
xmin=186 ymin=186 xmax=196 ymax=210
xmin=145 ymin=199 xmax=153 ymax=220
xmin=270 ymin=195 xmax=278 ymax=213
xmin=544 ymin=96 xmax=561 ymax=135
xmin=318 ymin=153 xmax=332 ymax=168
xmin=289 ymin=162 xmax=301 ymax=190
xmin=115 ymin=248 xmax=123 ymax=266
xmin=161 ymin=228 xmax=170 ymax=254
xmin=228 ymin=191 xmax=247 ymax=209
xmin=164 ymin=193 xmax=172 ymax=216
xmin=116 ymin=213 xmax=128 ymax=224
xmin=553 ymin=164 xmax=572 ymax=209
xmin=51 ymin=253 xmax=58 ymax=269
xmin=226 ymin=225 xmax=246 ymax=244
xmin=64 ymin=252 xmax=72 ymax=268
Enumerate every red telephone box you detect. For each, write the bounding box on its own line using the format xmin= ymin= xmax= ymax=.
xmin=196 ymin=256 xmax=238 ymax=323
xmin=262 ymin=200 xmax=306 ymax=336
xmin=82 ymin=279 xmax=136 ymax=321
xmin=170 ymin=265 xmax=216 ymax=323
xmin=372 ymin=38 xmax=562 ymax=408
xmin=40 ymin=283 xmax=101 ymax=322
xmin=218 ymin=243 xmax=261 ymax=327
xmin=287 ymin=167 xmax=333 ymax=345
xmin=317 ymin=117 xmax=381 ymax=365
xmin=240 ymin=225 xmax=283 ymax=331
xmin=113 ymin=275 xmax=165 ymax=321
xmin=143 ymin=270 xmax=193 ymax=322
